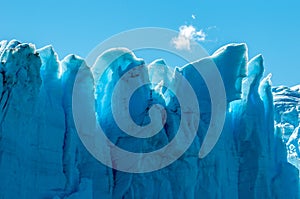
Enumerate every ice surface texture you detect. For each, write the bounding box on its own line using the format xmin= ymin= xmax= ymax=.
xmin=273 ymin=86 xmax=300 ymax=175
xmin=0 ymin=40 xmax=298 ymax=198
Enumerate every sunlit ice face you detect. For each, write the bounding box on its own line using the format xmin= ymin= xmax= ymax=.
xmin=234 ymin=63 xmax=247 ymax=98
xmin=226 ymin=58 xmax=247 ymax=102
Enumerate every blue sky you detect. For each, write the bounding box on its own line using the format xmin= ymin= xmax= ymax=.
xmin=1 ymin=0 xmax=299 ymax=86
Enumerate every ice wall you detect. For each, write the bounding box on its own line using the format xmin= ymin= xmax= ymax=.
xmin=273 ymin=85 xmax=300 ymax=197
xmin=0 ymin=40 xmax=298 ymax=198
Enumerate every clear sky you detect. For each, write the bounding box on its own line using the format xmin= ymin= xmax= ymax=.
xmin=1 ymin=0 xmax=299 ymax=86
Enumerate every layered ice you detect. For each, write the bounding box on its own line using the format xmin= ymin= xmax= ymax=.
xmin=0 ymin=40 xmax=299 ymax=198
xmin=273 ymin=85 xmax=300 ymax=173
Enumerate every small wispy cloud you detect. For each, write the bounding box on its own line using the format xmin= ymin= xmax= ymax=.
xmin=172 ymin=25 xmax=206 ymax=51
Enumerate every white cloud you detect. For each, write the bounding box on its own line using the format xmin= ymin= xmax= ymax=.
xmin=172 ymin=25 xmax=206 ymax=51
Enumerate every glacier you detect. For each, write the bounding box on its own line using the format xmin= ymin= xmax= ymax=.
xmin=273 ymin=86 xmax=300 ymax=173
xmin=0 ymin=39 xmax=299 ymax=198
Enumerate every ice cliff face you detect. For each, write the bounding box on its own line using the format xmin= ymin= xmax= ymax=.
xmin=0 ymin=40 xmax=299 ymax=198
xmin=273 ymin=86 xmax=300 ymax=173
